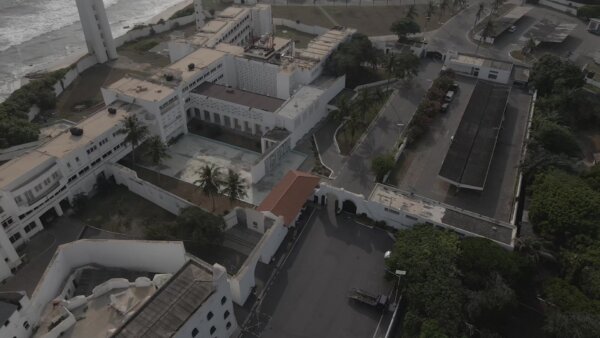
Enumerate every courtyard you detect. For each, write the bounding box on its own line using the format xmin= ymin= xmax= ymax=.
xmin=151 ymin=133 xmax=306 ymax=205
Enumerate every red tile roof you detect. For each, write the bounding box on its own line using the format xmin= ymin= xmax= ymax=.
xmin=257 ymin=170 xmax=320 ymax=225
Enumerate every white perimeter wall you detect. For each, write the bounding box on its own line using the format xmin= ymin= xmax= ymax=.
xmin=29 ymin=240 xmax=187 ymax=322
xmin=228 ymin=209 xmax=287 ymax=305
xmin=107 ymin=163 xmax=197 ymax=215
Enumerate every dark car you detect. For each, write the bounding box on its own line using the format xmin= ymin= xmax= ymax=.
xmin=441 ymin=102 xmax=450 ymax=113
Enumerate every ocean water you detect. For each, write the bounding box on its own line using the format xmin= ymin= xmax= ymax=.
xmin=0 ymin=0 xmax=184 ymax=101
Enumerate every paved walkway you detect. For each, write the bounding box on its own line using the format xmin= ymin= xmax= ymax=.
xmin=332 ymin=61 xmax=443 ymax=197
xmin=314 ymin=117 xmax=346 ymax=177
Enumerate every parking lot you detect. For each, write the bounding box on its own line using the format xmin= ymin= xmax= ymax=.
xmin=244 ymin=207 xmax=395 ymax=338
xmin=390 ymin=76 xmax=532 ymax=222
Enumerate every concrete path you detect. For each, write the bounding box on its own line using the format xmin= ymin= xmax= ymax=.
xmin=314 ymin=117 xmax=346 ymax=177
xmin=332 ymin=61 xmax=443 ymax=197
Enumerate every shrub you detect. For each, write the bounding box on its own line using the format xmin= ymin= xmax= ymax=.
xmin=577 ymin=5 xmax=600 ymax=19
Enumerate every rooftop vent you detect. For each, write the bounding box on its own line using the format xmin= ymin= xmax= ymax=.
xmin=70 ymin=127 xmax=83 ymax=137
xmin=188 ymin=63 xmax=195 ymax=71
xmin=108 ymin=107 xmax=117 ymax=115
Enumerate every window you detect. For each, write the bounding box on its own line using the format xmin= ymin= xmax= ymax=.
xmin=191 ymin=328 xmax=199 ymax=337
xmin=75 ymin=157 xmax=80 ymax=162
xmin=221 ymin=296 xmax=227 ymax=305
xmin=224 ymin=310 xmax=230 ymax=319
xmin=226 ymin=321 xmax=232 ymax=329
xmin=24 ymin=222 xmax=36 ymax=233
xmin=52 ymin=172 xmax=60 ymax=180
xmin=209 ymin=326 xmax=216 ymax=335
xmin=14 ymin=196 xmax=23 ymax=204
xmin=207 ymin=311 xmax=213 ymax=320
xmin=34 ymin=184 xmax=43 ymax=192
xmin=9 ymin=233 xmax=21 ymax=243
xmin=23 ymin=321 xmax=29 ymax=329
xmin=1 ymin=218 xmax=14 ymax=229
xmin=488 ymin=71 xmax=498 ymax=80
xmin=406 ymin=215 xmax=418 ymax=221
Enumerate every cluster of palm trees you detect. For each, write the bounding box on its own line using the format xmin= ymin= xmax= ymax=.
xmin=194 ymin=164 xmax=248 ymax=211
xmin=334 ymin=87 xmax=389 ymax=147
xmin=117 ymin=115 xmax=248 ymax=212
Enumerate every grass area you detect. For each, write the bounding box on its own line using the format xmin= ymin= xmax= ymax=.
xmin=324 ymin=5 xmax=456 ymax=35
xmin=272 ymin=6 xmax=333 ymax=27
xmin=336 ymin=89 xmax=392 ymax=155
xmin=202 ymin=0 xmax=232 ymax=12
xmin=170 ymin=4 xmax=195 ymax=19
xmin=128 ymin=38 xmax=160 ymax=52
xmin=275 ymin=25 xmax=316 ymax=49
xmin=73 ymin=184 xmax=176 ymax=237
xmin=272 ymin=5 xmax=458 ymax=36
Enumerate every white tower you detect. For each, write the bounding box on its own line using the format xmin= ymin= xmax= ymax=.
xmin=75 ymin=0 xmax=118 ymax=63
xmin=193 ymin=0 xmax=206 ymax=30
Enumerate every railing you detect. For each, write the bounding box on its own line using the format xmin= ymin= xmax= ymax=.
xmin=24 ymin=181 xmax=61 ymax=207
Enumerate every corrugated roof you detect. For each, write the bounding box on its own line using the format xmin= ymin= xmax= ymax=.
xmin=257 ymin=170 xmax=320 ymax=224
xmin=112 ymin=260 xmax=215 ymax=338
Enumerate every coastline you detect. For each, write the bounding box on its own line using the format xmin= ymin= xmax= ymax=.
xmin=46 ymin=0 xmax=193 ymax=73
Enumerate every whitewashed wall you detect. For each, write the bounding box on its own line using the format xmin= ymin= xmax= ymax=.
xmin=29 ymin=240 xmax=187 ymax=322
xmin=107 ymin=163 xmax=196 ymax=215
xmin=113 ymin=15 xmax=196 ymax=48
xmin=273 ymin=18 xmax=329 ymax=36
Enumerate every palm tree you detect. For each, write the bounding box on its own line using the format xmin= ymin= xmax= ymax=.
xmin=194 ymin=164 xmax=223 ymax=211
xmin=406 ymin=4 xmax=418 ymax=19
xmin=425 ymin=1 xmax=436 ymax=28
xmin=222 ymin=169 xmax=248 ymax=207
xmin=384 ymin=53 xmax=396 ymax=91
xmin=439 ymin=0 xmax=449 ymax=19
xmin=333 ymin=95 xmax=352 ymax=123
xmin=475 ymin=17 xmax=494 ymax=55
xmin=146 ymin=136 xmax=170 ymax=183
xmin=357 ymin=88 xmax=372 ymax=124
xmin=473 ymin=3 xmax=484 ymax=29
xmin=117 ymin=115 xmax=149 ymax=165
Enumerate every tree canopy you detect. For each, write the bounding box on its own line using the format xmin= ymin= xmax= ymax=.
xmin=371 ymin=153 xmax=395 ymax=182
xmin=390 ymin=18 xmax=421 ymax=41
xmin=530 ymin=54 xmax=584 ymax=96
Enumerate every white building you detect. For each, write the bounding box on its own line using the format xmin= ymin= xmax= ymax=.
xmin=0 ymin=239 xmax=238 ymax=338
xmin=443 ymin=51 xmax=514 ymax=84
xmin=0 ymin=4 xmax=352 ymax=283
xmin=0 ymin=103 xmax=142 ymax=281
xmin=75 ymin=0 xmax=118 ymax=63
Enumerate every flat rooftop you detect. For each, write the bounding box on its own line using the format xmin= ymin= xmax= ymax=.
xmin=369 ymin=184 xmax=516 ymax=246
xmin=107 ymin=77 xmax=174 ymax=102
xmin=525 ymin=18 xmax=577 ymax=43
xmin=165 ymin=48 xmax=226 ymax=82
xmin=113 ymin=260 xmax=215 ymax=338
xmin=192 ymin=82 xmax=285 ymax=112
xmin=277 ymin=86 xmax=324 ymax=119
xmin=447 ymin=53 xmax=513 ymax=71
xmin=439 ymin=81 xmax=511 ymax=190
xmin=38 ymin=102 xmax=140 ymax=158
xmin=0 ymin=150 xmax=53 ymax=190
xmin=294 ymin=28 xmax=354 ymax=68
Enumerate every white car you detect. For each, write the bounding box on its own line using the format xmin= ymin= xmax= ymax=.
xmin=384 ymin=251 xmax=392 ymax=260
xmin=508 ymin=25 xmax=517 ymax=33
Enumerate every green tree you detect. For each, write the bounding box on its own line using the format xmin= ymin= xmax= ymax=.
xmin=406 ymin=4 xmax=418 ymax=19
xmin=475 ymin=17 xmax=494 ymax=55
xmin=530 ymin=54 xmax=585 ymax=96
xmin=222 ymin=169 xmax=247 ymax=207
xmin=465 ymin=274 xmax=517 ymax=330
xmin=117 ymin=115 xmax=149 ymax=164
xmin=394 ymin=51 xmax=421 ymax=83
xmin=383 ymin=53 xmax=396 ymax=91
xmin=390 ymin=18 xmax=421 ymax=42
xmin=357 ymin=88 xmax=372 ymax=124
xmin=425 ymin=0 xmax=436 ymax=27
xmin=176 ymin=206 xmax=225 ymax=248
xmin=529 ymin=170 xmax=600 ymax=246
xmin=533 ymin=119 xmax=580 ymax=157
xmin=332 ymin=95 xmax=352 ymax=122
xmin=473 ymin=3 xmax=485 ymax=29
xmin=371 ymin=153 xmax=395 ymax=182
xmin=544 ymin=311 xmax=600 ymax=338
xmin=386 ymin=224 xmax=465 ymax=336
xmin=145 ymin=136 xmax=170 ymax=182
xmin=194 ymin=164 xmax=223 ymax=211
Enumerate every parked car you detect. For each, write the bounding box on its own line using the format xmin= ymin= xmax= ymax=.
xmin=441 ymin=102 xmax=450 ymax=113
xmin=450 ymin=82 xmax=459 ymax=91
xmin=508 ymin=25 xmax=517 ymax=33
xmin=444 ymin=90 xmax=455 ymax=102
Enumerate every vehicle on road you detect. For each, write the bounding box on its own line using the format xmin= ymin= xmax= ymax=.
xmin=450 ymin=82 xmax=459 ymax=91
xmin=348 ymin=288 xmax=388 ymax=308
xmin=508 ymin=25 xmax=517 ymax=33
xmin=444 ymin=90 xmax=455 ymax=102
xmin=441 ymin=102 xmax=450 ymax=113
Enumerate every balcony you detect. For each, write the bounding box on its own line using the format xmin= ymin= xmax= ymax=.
xmin=22 ymin=180 xmax=61 ymax=207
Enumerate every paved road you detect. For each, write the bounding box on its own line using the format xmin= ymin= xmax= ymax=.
xmin=248 ymin=207 xmax=394 ymax=338
xmin=332 ymin=61 xmax=443 ymax=197
xmin=425 ymin=0 xmax=600 ymax=66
